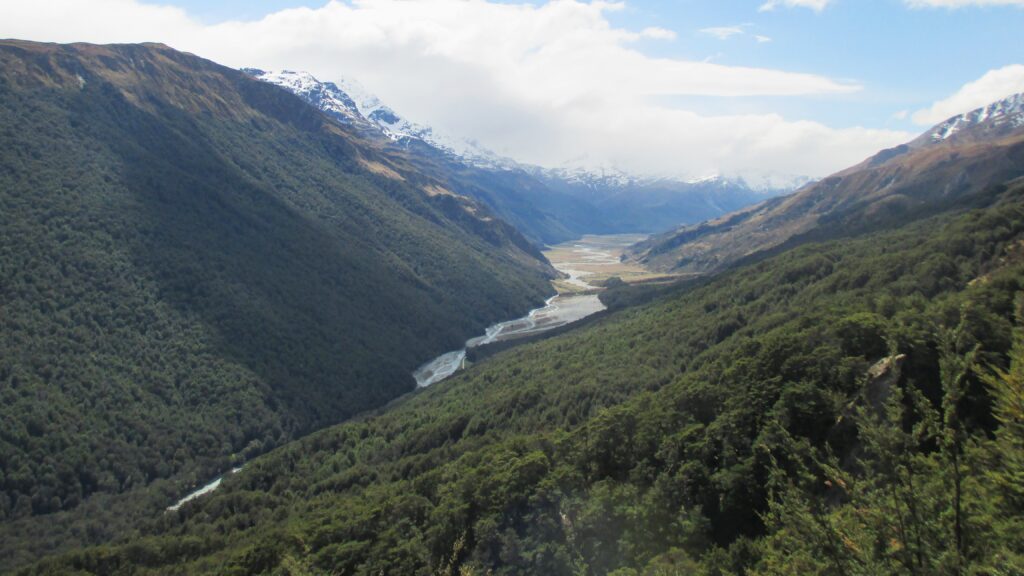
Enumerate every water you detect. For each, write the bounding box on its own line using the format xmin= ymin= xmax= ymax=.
xmin=168 ymin=235 xmax=644 ymax=509
xmin=412 ymin=234 xmax=644 ymax=387
xmin=413 ymin=350 xmax=468 ymax=388
xmin=166 ymin=466 xmax=243 ymax=511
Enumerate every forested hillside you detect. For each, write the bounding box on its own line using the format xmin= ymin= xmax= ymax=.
xmin=0 ymin=40 xmax=555 ymax=566
xmin=24 ymin=176 xmax=1024 ymax=573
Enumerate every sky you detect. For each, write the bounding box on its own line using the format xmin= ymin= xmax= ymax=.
xmin=2 ymin=0 xmax=1023 ymax=182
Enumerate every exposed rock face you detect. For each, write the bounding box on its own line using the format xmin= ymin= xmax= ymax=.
xmin=864 ymin=354 xmax=908 ymax=415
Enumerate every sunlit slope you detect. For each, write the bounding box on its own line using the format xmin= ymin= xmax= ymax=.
xmin=631 ymin=93 xmax=1024 ymax=274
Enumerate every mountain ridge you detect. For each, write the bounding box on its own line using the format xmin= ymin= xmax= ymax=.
xmin=0 ymin=39 xmax=555 ymax=566
xmin=3 ymin=40 xmax=1024 ymax=576
xmin=247 ymin=68 xmax=803 ymax=243
xmin=630 ymin=91 xmax=1024 ymax=273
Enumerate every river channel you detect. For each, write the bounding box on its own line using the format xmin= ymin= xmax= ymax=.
xmin=168 ymin=234 xmax=648 ymax=510
xmin=412 ymin=234 xmax=647 ymax=387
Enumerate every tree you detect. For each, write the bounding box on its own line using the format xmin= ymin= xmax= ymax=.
xmin=977 ymin=297 xmax=1024 ymax=572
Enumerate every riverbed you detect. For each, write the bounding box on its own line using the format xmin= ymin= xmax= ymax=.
xmin=412 ymin=234 xmax=647 ymax=387
xmin=167 ymin=466 xmax=242 ymax=512
xmin=168 ymin=235 xmax=649 ymax=510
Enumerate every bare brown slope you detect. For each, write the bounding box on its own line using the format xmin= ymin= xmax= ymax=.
xmin=630 ymin=95 xmax=1024 ymax=273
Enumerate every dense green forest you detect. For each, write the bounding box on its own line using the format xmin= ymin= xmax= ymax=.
xmin=0 ymin=40 xmax=555 ymax=567
xmin=21 ymin=174 xmax=1024 ymax=573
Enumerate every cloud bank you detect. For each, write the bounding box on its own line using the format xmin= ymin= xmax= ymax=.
xmin=700 ymin=25 xmax=746 ymax=40
xmin=913 ymin=65 xmax=1024 ymax=125
xmin=0 ymin=0 xmax=913 ymax=179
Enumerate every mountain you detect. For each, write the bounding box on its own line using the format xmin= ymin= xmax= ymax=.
xmin=22 ymin=161 xmax=1024 ymax=574
xmin=927 ymin=92 xmax=1024 ymax=144
xmin=245 ymin=69 xmax=518 ymax=171
xmin=629 ymin=93 xmax=1024 ymax=273
xmin=10 ymin=40 xmax=1022 ymax=576
xmin=247 ymin=70 xmax=798 ymax=243
xmin=534 ymin=170 xmax=798 ymax=235
xmin=245 ymin=69 xmax=605 ymax=244
xmin=0 ymin=39 xmax=557 ymax=565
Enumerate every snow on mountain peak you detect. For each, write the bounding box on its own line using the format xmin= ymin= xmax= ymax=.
xmin=686 ymin=174 xmax=722 ymax=185
xmin=246 ymin=68 xmax=811 ymax=191
xmin=930 ymin=92 xmax=1024 ymax=142
xmin=246 ymin=68 xmax=517 ymax=170
xmin=244 ymin=69 xmax=364 ymax=127
xmin=329 ymin=75 xmax=430 ymax=142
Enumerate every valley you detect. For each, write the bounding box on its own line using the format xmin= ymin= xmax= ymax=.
xmin=413 ymin=234 xmax=661 ymax=387
xmin=31 ymin=178 xmax=1024 ymax=576
xmin=0 ymin=40 xmax=556 ymax=570
xmin=545 ymin=234 xmax=680 ymax=293
xmin=1 ymin=10 xmax=1023 ymax=573
xmin=169 ymin=234 xmax=674 ymax=506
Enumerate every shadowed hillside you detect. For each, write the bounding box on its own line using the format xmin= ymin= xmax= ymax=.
xmin=0 ymin=40 xmax=555 ymax=565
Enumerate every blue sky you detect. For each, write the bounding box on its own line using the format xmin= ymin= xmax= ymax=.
xmin=614 ymin=0 xmax=1024 ymax=130
xmin=155 ymin=0 xmax=1024 ymax=132
xmin=156 ymin=0 xmax=312 ymax=22
xmin=4 ymin=0 xmax=1023 ymax=179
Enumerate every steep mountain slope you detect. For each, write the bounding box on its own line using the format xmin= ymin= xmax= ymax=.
xmin=246 ymin=69 xmax=608 ymax=244
xmin=248 ymin=70 xmax=795 ymax=243
xmin=245 ymin=70 xmax=518 ymax=171
xmin=0 ymin=39 xmax=555 ymax=563
xmin=23 ymin=177 xmax=1024 ymax=575
xmin=630 ymin=93 xmax=1024 ymax=273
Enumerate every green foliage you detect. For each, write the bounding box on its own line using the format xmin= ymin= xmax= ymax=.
xmin=836 ymin=312 xmax=890 ymax=358
xmin=23 ymin=180 xmax=1024 ymax=573
xmin=0 ymin=41 xmax=553 ymax=567
xmin=755 ymin=311 xmax=1024 ymax=576
xmin=978 ymin=300 xmax=1024 ymax=571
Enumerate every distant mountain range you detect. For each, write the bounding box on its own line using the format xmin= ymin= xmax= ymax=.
xmin=629 ymin=92 xmax=1024 ymax=273
xmin=246 ymin=69 xmax=804 ymax=244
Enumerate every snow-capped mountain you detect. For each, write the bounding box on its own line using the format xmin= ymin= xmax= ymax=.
xmin=631 ymin=91 xmax=1024 ymax=275
xmin=246 ymin=68 xmax=812 ymax=194
xmin=245 ymin=67 xmax=805 ymax=241
xmin=533 ymin=165 xmax=640 ymax=189
xmin=529 ymin=162 xmax=812 ymax=195
xmin=729 ymin=173 xmax=817 ymax=194
xmin=245 ymin=69 xmax=516 ymax=170
xmin=684 ymin=174 xmax=816 ymax=195
xmin=244 ymin=69 xmax=369 ymax=130
xmin=923 ymin=92 xmax=1024 ymax=144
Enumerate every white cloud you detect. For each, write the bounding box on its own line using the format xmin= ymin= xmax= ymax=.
xmin=639 ymin=26 xmax=676 ymax=40
xmin=0 ymin=0 xmax=909 ymax=178
xmin=759 ymin=0 xmax=831 ymax=12
xmin=700 ymin=25 xmax=745 ymax=40
xmin=905 ymin=0 xmax=1024 ymax=7
xmin=698 ymin=26 xmax=774 ymax=44
xmin=912 ymin=64 xmax=1024 ymax=125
